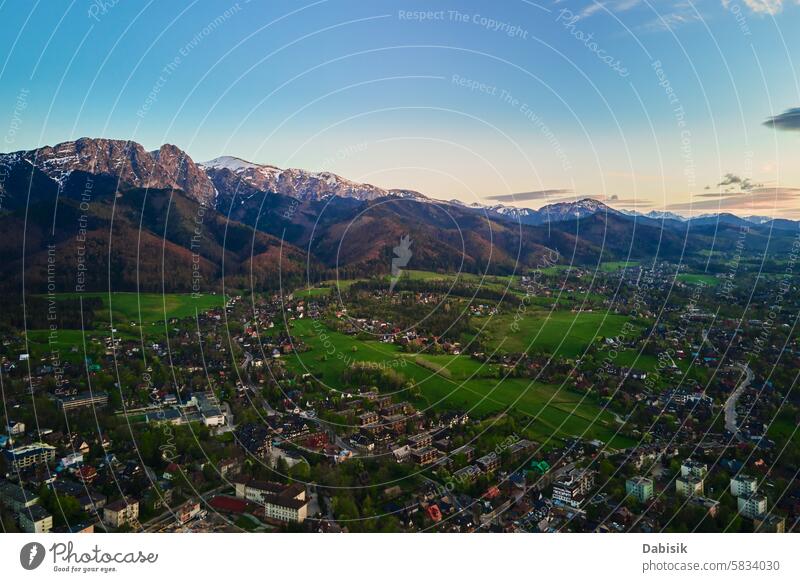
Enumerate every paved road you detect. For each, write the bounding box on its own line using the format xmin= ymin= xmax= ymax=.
xmin=724 ymin=363 xmax=753 ymax=440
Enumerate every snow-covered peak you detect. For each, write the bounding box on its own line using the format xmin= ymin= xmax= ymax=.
xmin=200 ymin=156 xmax=278 ymax=173
xmin=644 ymin=210 xmax=687 ymax=221
xmin=201 ymin=157 xmax=426 ymax=202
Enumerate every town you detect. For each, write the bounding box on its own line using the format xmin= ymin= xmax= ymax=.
xmin=2 ymin=260 xmax=798 ymax=533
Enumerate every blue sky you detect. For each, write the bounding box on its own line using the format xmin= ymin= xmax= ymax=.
xmin=1 ymin=0 xmax=799 ymax=216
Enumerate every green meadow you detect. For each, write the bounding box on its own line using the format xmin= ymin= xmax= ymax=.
xmin=283 ymin=318 xmax=632 ymax=448
xmin=48 ymin=292 xmax=225 ymax=326
xmin=23 ymin=293 xmax=226 ymax=362
xmin=478 ymin=309 xmax=642 ymax=358
xmin=676 ymin=273 xmax=720 ymax=286
xmin=599 ymin=260 xmax=640 ymax=272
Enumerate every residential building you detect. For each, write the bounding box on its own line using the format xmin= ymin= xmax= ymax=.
xmin=5 ymin=420 xmax=25 ymax=435
xmin=54 ymin=521 xmax=95 ymax=533
xmin=236 ymin=423 xmax=272 ymax=459
xmin=392 ymin=444 xmax=412 ymax=462
xmin=218 ymin=458 xmax=239 ymax=478
xmin=2 ymin=442 xmax=56 ymax=471
xmin=676 ymin=475 xmax=704 ymax=498
xmin=453 ymin=464 xmax=482 ymax=483
xmin=0 ymin=480 xmax=39 ymax=512
xmin=625 ymin=476 xmax=654 ymax=503
xmin=688 ymin=496 xmax=720 ymax=518
xmin=411 ymin=446 xmax=439 ymax=466
xmin=408 ymin=432 xmax=432 ymax=449
xmin=59 ymin=452 xmax=84 ymax=468
xmin=57 ymin=391 xmax=109 ymax=412
xmin=552 ymin=469 xmax=595 ymax=509
xmin=680 ymin=459 xmax=708 ymax=479
xmin=381 ymin=414 xmax=406 ymax=434
xmin=145 ymin=408 xmax=184 ymax=425
xmin=18 ymin=505 xmax=53 ymax=533
xmin=476 ymin=452 xmax=501 ymax=474
xmin=349 ymin=433 xmax=375 ymax=452
xmin=177 ymin=501 xmax=202 ymax=524
xmin=76 ymin=465 xmax=98 ymax=484
xmin=103 ymin=498 xmax=140 ymax=529
xmin=191 ymin=393 xmax=226 ymax=428
xmin=730 ymin=474 xmax=758 ymax=498
xmin=77 ymin=491 xmax=107 ymax=513
xmin=754 ymin=514 xmax=785 ymax=533
xmin=358 ymin=411 xmax=379 ymax=426
xmin=738 ymin=494 xmax=767 ymax=519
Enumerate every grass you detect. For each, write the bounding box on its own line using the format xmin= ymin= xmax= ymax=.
xmin=303 ymin=270 xmax=520 ymax=300
xmin=539 ymin=265 xmax=572 ymax=275
xmin=282 ymin=318 xmax=633 ymax=448
xmin=676 ymin=273 xmax=719 ymax=286
xmin=767 ymin=412 xmax=800 ymax=447
xmin=24 ymin=329 xmax=103 ymax=364
xmin=296 ymin=287 xmax=337 ymax=299
xmin=600 ymin=260 xmax=640 ymax=272
xmin=23 ymin=292 xmax=226 ymax=359
xmin=401 ymin=270 xmax=517 ymax=293
xmin=47 ymin=292 xmax=226 ymax=326
xmin=479 ymin=309 xmax=643 ymax=358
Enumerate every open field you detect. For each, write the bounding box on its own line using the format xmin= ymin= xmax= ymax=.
xmin=23 ymin=293 xmax=226 ymax=361
xmin=400 ymin=270 xmax=517 ymax=294
xmin=24 ymin=329 xmax=103 ymax=364
xmin=676 ymin=273 xmax=720 ymax=286
xmin=767 ymin=412 xmax=800 ymax=447
xmin=477 ymin=309 xmax=643 ymax=358
xmin=600 ymin=260 xmax=640 ymax=272
xmin=283 ymin=318 xmax=633 ymax=448
xmin=302 ymin=270 xmax=521 ymax=300
xmin=46 ymin=292 xmax=226 ymax=326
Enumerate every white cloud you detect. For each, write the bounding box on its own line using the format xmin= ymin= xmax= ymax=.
xmin=724 ymin=0 xmax=799 ymax=15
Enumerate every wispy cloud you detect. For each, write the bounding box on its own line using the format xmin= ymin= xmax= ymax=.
xmin=726 ymin=0 xmax=790 ymax=15
xmin=573 ymin=1 xmax=794 ymax=33
xmin=639 ymin=1 xmax=704 ymax=32
xmin=486 ymin=189 xmax=573 ymax=203
xmin=602 ymin=194 xmax=654 ymax=207
xmin=576 ymin=0 xmax=642 ymax=19
xmin=665 ymin=187 xmax=800 ymax=217
xmin=486 ymin=189 xmax=652 ymax=208
xmin=763 ymin=107 xmax=800 ymax=131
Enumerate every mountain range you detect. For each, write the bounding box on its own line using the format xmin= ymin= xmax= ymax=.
xmin=0 ymin=138 xmax=796 ymax=294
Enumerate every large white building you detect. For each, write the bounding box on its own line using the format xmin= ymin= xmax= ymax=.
xmin=552 ymin=469 xmax=595 ymax=509
xmin=680 ymin=459 xmax=708 ymax=479
xmin=2 ymin=442 xmax=56 ymax=471
xmin=5 ymin=420 xmax=25 ymax=435
xmin=676 ymin=475 xmax=704 ymax=498
xmin=738 ymin=494 xmax=767 ymax=519
xmin=626 ymin=476 xmax=654 ymax=503
xmin=234 ymin=479 xmax=308 ymax=523
xmin=730 ymin=474 xmax=758 ymax=498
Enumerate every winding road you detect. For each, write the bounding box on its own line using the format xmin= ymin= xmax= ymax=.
xmin=724 ymin=363 xmax=753 ymax=441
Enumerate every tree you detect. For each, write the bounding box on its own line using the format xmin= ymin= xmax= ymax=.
xmin=275 ymin=457 xmax=290 ymax=482
xmin=288 ymin=460 xmax=310 ymax=482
